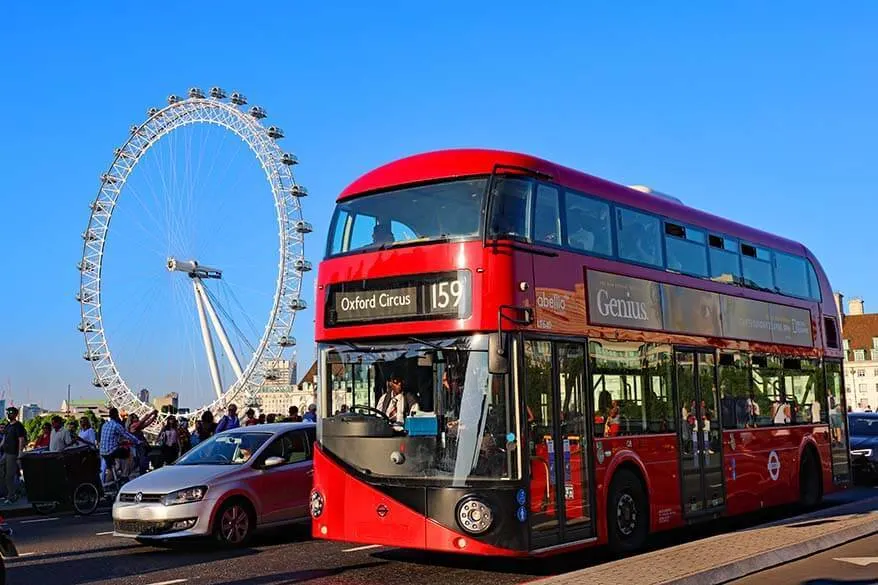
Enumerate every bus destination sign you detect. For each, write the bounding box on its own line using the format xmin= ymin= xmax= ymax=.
xmin=327 ymin=270 xmax=472 ymax=326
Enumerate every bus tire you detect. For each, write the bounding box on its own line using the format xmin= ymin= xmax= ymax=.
xmin=799 ymin=447 xmax=822 ymax=509
xmin=607 ymin=468 xmax=648 ymax=555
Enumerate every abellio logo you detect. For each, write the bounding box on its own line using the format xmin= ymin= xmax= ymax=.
xmin=595 ymin=288 xmax=649 ymax=322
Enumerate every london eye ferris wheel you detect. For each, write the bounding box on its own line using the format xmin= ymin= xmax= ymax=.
xmin=77 ymin=87 xmax=311 ymax=429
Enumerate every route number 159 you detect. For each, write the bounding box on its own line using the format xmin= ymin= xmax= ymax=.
xmin=429 ymin=280 xmax=463 ymax=311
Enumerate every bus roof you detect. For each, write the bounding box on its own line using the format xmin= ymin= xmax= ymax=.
xmin=338 ymin=148 xmax=808 ymax=257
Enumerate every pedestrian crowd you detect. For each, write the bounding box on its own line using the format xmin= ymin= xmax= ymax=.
xmin=0 ymin=402 xmax=319 ymax=504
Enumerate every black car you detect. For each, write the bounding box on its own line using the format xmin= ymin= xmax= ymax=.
xmin=849 ymin=413 xmax=878 ymax=481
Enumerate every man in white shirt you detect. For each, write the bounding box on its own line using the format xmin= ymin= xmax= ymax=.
xmin=78 ymin=417 xmax=97 ymax=447
xmin=49 ymin=416 xmax=76 ymax=452
xmin=376 ymin=375 xmax=408 ymax=425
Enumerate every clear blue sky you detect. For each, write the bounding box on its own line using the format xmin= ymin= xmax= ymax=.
xmin=1 ymin=2 xmax=876 ymax=409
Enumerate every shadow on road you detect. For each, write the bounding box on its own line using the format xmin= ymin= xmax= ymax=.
xmin=211 ymin=561 xmax=387 ymax=585
xmin=7 ymin=539 xmax=258 ymax=584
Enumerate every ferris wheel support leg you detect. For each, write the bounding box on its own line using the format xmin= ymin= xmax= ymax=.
xmin=193 ymin=278 xmax=224 ymax=400
xmin=197 ymin=280 xmax=245 ymax=381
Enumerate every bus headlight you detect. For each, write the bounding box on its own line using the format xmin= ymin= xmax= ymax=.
xmin=310 ymin=490 xmax=324 ymax=518
xmin=456 ymin=497 xmax=493 ymax=535
xmin=851 ymin=448 xmax=873 ymax=458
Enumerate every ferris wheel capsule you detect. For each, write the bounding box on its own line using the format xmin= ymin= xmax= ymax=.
xmin=147 ymin=107 xmax=159 ymax=117
xmin=290 ymin=299 xmax=307 ymax=311
xmin=248 ymin=106 xmax=267 ymax=119
xmin=209 ymin=87 xmax=227 ymax=99
xmin=167 ymin=94 xmax=181 ymax=105
xmin=188 ymin=87 xmax=205 ymax=99
xmin=267 ymin=126 xmax=284 ymax=139
xmin=290 ymin=185 xmax=307 ymax=197
xmin=294 ymin=258 xmax=312 ymax=272
xmin=294 ymin=220 xmax=313 ymax=234
xmin=82 ymin=230 xmax=96 ymax=241
xmin=281 ymin=153 xmax=298 ymax=166
xmin=278 ymin=336 xmax=297 ymax=347
xmin=230 ymin=92 xmax=247 ymax=105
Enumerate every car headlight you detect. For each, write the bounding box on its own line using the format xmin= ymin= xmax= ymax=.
xmin=851 ymin=448 xmax=873 ymax=457
xmin=161 ymin=486 xmax=208 ymax=506
xmin=456 ymin=497 xmax=493 ymax=535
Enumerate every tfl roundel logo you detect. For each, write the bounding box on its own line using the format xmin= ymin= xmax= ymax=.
xmin=767 ymin=450 xmax=780 ymax=481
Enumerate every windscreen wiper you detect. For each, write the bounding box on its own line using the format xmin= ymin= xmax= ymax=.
xmin=407 ymin=336 xmax=444 ymax=350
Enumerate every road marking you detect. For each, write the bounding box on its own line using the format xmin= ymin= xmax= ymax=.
xmin=835 ymin=557 xmax=878 ymax=566
xmin=96 ymin=531 xmax=114 ymax=536
xmin=20 ymin=518 xmax=59 ymax=524
xmin=145 ymin=580 xmax=188 ymax=585
xmin=342 ymin=544 xmax=382 ymax=552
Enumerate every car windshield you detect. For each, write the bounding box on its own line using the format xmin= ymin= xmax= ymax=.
xmin=320 ymin=336 xmax=518 ymax=484
xmin=326 ymin=178 xmax=488 ymax=256
xmin=176 ymin=432 xmax=273 ymax=465
xmin=849 ymin=416 xmax=878 ymax=437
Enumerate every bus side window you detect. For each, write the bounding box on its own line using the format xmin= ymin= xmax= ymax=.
xmin=564 ymin=190 xmax=612 ymax=256
xmin=489 ymin=178 xmax=532 ymax=240
xmin=533 ymin=185 xmax=561 ymax=244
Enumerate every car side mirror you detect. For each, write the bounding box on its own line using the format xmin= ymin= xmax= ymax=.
xmin=488 ymin=332 xmax=509 ymax=374
xmin=263 ymin=456 xmax=285 ymax=468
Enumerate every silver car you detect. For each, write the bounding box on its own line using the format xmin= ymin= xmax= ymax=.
xmin=113 ymin=422 xmax=314 ymax=546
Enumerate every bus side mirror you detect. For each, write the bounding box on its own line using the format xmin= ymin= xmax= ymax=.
xmin=488 ymin=333 xmax=509 ymax=374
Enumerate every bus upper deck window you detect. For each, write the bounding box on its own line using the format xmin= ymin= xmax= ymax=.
xmin=489 ymin=178 xmax=532 ymax=241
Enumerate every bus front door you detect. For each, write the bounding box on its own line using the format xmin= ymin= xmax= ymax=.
xmin=675 ymin=350 xmax=725 ymax=518
xmin=524 ymin=339 xmax=594 ymax=550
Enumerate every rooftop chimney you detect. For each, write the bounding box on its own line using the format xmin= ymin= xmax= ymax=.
xmin=849 ymin=297 xmax=865 ymax=316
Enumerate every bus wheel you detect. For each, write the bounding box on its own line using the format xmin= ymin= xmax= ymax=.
xmin=607 ymin=468 xmax=648 ymax=555
xmin=799 ymin=448 xmax=822 ymax=508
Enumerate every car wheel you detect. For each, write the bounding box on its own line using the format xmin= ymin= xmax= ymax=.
xmin=607 ymin=468 xmax=649 ymax=555
xmin=214 ymin=500 xmax=254 ymax=547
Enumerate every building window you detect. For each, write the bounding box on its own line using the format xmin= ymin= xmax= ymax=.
xmin=873 ymin=338 xmax=878 ymax=350
xmin=616 ymin=207 xmax=663 ymax=267
xmin=855 ymin=350 xmax=865 ymax=362
xmin=857 ymin=369 xmax=866 ymax=377
xmin=843 ymin=339 xmax=850 ymax=350
xmin=872 ymin=352 xmax=878 ymax=362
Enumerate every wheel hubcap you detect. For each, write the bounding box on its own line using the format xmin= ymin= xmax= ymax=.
xmin=221 ymin=505 xmax=249 ymax=543
xmin=617 ymin=493 xmax=637 ymax=536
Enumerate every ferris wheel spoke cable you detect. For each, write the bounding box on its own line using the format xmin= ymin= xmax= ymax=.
xmin=202 ymin=284 xmax=257 ymax=355
xmin=220 ymin=280 xmax=262 ymax=342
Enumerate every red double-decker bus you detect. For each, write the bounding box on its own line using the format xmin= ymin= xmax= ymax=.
xmin=310 ymin=149 xmax=851 ymax=557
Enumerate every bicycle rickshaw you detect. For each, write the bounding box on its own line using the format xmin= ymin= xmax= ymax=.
xmin=20 ymin=445 xmax=102 ymax=515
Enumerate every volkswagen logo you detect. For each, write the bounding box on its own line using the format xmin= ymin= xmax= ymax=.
xmin=376 ymin=504 xmax=388 ymax=517
xmin=134 ymin=492 xmax=143 ymax=503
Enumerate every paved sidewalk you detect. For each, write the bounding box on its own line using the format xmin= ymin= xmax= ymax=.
xmin=531 ymin=498 xmax=878 ymax=585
